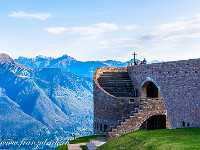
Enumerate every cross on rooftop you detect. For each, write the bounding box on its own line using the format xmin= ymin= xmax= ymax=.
xmin=132 ymin=52 xmax=137 ymax=65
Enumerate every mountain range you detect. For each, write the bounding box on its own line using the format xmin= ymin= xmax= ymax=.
xmin=15 ymin=55 xmax=127 ymax=78
xmin=0 ymin=53 xmax=93 ymax=143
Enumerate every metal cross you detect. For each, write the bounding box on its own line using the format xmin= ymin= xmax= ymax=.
xmin=132 ymin=52 xmax=137 ymax=65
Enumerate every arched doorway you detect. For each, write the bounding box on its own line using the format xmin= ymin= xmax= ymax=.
xmin=141 ymin=81 xmax=161 ymax=98
xmin=147 ymin=115 xmax=166 ymax=130
xmin=140 ymin=80 xmax=171 ymax=130
xmin=147 ymin=82 xmax=158 ymax=98
xmin=140 ymin=114 xmax=168 ymax=130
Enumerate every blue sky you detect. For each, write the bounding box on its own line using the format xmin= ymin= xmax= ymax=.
xmin=1 ymin=0 xmax=200 ymax=62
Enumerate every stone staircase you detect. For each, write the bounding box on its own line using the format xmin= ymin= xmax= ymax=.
xmin=106 ymin=98 xmax=167 ymax=141
xmin=98 ymin=72 xmax=136 ymax=97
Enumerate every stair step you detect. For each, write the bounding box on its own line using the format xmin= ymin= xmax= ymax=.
xmin=115 ymin=134 xmax=120 ymax=137
xmin=118 ymin=120 xmax=123 ymax=124
xmin=99 ymin=80 xmax=131 ymax=82
xmin=125 ymin=119 xmax=130 ymax=122
xmin=121 ymin=122 xmax=126 ymax=125
xmin=130 ymin=116 xmax=135 ymax=119
xmin=112 ymin=129 xmax=117 ymax=132
xmin=107 ymin=98 xmax=154 ymax=139
xmin=98 ymin=71 xmax=136 ymax=97
xmin=99 ymin=84 xmax=133 ymax=86
xmin=103 ymin=88 xmax=133 ymax=90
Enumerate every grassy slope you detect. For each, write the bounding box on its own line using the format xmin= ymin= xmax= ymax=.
xmin=54 ymin=135 xmax=106 ymax=150
xmin=54 ymin=144 xmax=68 ymax=150
xmin=97 ymin=128 xmax=200 ymax=150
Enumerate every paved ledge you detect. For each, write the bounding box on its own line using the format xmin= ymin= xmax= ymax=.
xmin=86 ymin=138 xmax=107 ymax=150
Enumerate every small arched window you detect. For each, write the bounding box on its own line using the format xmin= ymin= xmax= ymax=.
xmin=100 ymin=123 xmax=102 ymax=131
xmin=182 ymin=121 xmax=185 ymax=127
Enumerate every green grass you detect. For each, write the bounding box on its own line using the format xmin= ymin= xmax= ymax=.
xmin=97 ymin=128 xmax=200 ymax=150
xmin=80 ymin=145 xmax=87 ymax=150
xmin=54 ymin=135 xmax=106 ymax=150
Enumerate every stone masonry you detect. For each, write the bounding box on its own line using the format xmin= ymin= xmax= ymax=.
xmin=93 ymin=59 xmax=200 ymax=140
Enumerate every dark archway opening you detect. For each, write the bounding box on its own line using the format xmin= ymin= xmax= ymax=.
xmin=147 ymin=115 xmax=166 ymax=130
xmin=147 ymin=82 xmax=158 ymax=98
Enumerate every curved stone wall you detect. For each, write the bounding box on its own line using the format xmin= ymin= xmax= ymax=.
xmin=94 ymin=67 xmax=136 ymax=134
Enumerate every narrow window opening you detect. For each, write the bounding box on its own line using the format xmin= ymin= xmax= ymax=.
xmin=147 ymin=82 xmax=158 ymax=98
xmin=182 ymin=121 xmax=185 ymax=127
xmin=95 ymin=122 xmax=96 ymax=129
xmin=100 ymin=123 xmax=102 ymax=131
xmin=104 ymin=124 xmax=108 ymax=132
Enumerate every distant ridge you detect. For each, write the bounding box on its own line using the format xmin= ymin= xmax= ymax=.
xmin=0 ymin=53 xmax=93 ymax=142
xmin=15 ymin=54 xmax=127 ymax=78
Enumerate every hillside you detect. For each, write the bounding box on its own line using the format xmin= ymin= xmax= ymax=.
xmin=97 ymin=128 xmax=200 ymax=150
xmin=0 ymin=53 xmax=93 ymax=142
xmin=15 ymin=55 xmax=127 ymax=78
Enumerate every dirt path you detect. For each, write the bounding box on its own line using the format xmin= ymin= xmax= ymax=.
xmin=68 ymin=143 xmax=87 ymax=150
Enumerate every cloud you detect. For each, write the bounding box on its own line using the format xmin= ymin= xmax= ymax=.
xmin=45 ymin=23 xmax=138 ymax=35
xmin=99 ymin=38 xmax=136 ymax=47
xmin=93 ymin=23 xmax=118 ymax=30
xmin=140 ymin=15 xmax=200 ymax=41
xmin=10 ymin=11 xmax=51 ymax=20
xmin=44 ymin=27 xmax=67 ymax=34
xmin=45 ymin=23 xmax=119 ymax=35
xmin=123 ymin=25 xmax=138 ymax=30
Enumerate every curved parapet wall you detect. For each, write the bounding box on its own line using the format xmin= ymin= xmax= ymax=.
xmin=127 ymin=58 xmax=200 ymax=129
xmin=94 ymin=67 xmax=136 ymax=134
xmin=93 ymin=67 xmax=128 ymax=97
xmin=94 ymin=67 xmax=127 ymax=81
